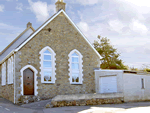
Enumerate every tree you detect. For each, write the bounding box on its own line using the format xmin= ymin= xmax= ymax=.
xmin=93 ymin=35 xmax=127 ymax=69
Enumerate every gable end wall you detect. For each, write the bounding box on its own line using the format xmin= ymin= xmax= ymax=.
xmin=15 ymin=12 xmax=100 ymax=101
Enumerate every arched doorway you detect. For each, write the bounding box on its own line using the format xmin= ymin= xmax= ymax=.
xmin=23 ymin=68 xmax=34 ymax=95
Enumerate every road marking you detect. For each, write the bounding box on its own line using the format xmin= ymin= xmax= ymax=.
xmin=5 ymin=108 xmax=10 ymax=111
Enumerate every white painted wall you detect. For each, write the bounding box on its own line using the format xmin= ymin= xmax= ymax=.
xmin=95 ymin=70 xmax=124 ymax=94
xmin=123 ymin=73 xmax=150 ymax=102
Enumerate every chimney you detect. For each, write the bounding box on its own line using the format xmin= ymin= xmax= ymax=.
xmin=27 ymin=22 xmax=32 ymax=28
xmin=55 ymin=0 xmax=66 ymax=12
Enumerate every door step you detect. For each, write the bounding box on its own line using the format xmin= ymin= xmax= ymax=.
xmin=20 ymin=95 xmax=40 ymax=104
xmin=21 ymin=99 xmax=52 ymax=109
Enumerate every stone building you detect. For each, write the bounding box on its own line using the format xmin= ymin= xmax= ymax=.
xmin=0 ymin=0 xmax=101 ymax=104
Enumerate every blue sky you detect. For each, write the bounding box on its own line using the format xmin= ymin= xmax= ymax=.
xmin=0 ymin=0 xmax=150 ymax=69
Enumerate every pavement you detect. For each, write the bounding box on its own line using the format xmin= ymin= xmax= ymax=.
xmin=1 ymin=97 xmax=150 ymax=113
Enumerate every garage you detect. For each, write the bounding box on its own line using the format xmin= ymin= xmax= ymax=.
xmin=99 ymin=76 xmax=117 ymax=93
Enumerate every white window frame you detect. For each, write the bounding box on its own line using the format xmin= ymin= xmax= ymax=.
xmin=68 ymin=49 xmax=83 ymax=84
xmin=10 ymin=56 xmax=14 ymax=84
xmin=7 ymin=58 xmax=11 ymax=84
xmin=39 ymin=46 xmax=56 ymax=84
xmin=2 ymin=62 xmax=6 ymax=86
xmin=7 ymin=56 xmax=14 ymax=84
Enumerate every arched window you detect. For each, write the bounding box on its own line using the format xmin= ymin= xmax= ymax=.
xmin=39 ymin=46 xmax=56 ymax=83
xmin=68 ymin=49 xmax=83 ymax=84
xmin=2 ymin=62 xmax=6 ymax=86
xmin=7 ymin=58 xmax=11 ymax=84
xmin=7 ymin=56 xmax=14 ymax=84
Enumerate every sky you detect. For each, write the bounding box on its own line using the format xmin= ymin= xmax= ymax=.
xmin=0 ymin=0 xmax=150 ymax=69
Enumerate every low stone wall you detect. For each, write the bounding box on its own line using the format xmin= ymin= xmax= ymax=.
xmin=46 ymin=93 xmax=124 ymax=108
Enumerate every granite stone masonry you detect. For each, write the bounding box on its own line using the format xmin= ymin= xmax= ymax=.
xmin=50 ymin=98 xmax=123 ymax=107
xmin=0 ymin=57 xmax=14 ymax=103
xmin=14 ymin=12 xmax=100 ymax=103
xmin=46 ymin=93 xmax=124 ymax=108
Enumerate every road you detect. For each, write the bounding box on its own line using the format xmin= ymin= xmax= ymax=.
xmin=1 ymin=98 xmax=150 ymax=113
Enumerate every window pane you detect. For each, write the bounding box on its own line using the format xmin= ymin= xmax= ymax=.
xmin=72 ymin=63 xmax=79 ymax=69
xmin=44 ymin=55 xmax=51 ymax=60
xmin=72 ymin=53 xmax=78 ymax=56
xmin=72 ymin=57 xmax=78 ymax=62
xmin=43 ymin=61 xmax=52 ymax=68
xmin=44 ymin=50 xmax=51 ymax=54
xmin=44 ymin=71 xmax=52 ymax=81
xmin=72 ymin=73 xmax=79 ymax=82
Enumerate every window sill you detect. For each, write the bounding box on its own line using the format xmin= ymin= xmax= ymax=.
xmin=41 ymin=82 xmax=55 ymax=84
xmin=71 ymin=83 xmax=82 ymax=85
xmin=8 ymin=83 xmax=13 ymax=85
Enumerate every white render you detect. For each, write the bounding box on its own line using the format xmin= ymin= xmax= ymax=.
xmin=68 ymin=49 xmax=83 ymax=84
xmin=20 ymin=65 xmax=38 ymax=96
xmin=95 ymin=70 xmax=124 ymax=94
xmin=123 ymin=73 xmax=150 ymax=102
xmin=95 ymin=69 xmax=150 ymax=102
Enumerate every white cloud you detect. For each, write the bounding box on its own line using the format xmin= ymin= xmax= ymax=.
xmin=77 ymin=21 xmax=89 ymax=33
xmin=0 ymin=5 xmax=4 ymax=12
xmin=16 ymin=3 xmax=23 ymax=11
xmin=28 ymin=0 xmax=55 ymax=23
xmin=129 ymin=19 xmax=148 ymax=35
xmin=108 ymin=19 xmax=125 ymax=33
xmin=76 ymin=0 xmax=100 ymax=5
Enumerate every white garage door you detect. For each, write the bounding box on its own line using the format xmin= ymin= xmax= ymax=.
xmin=100 ymin=76 xmax=117 ymax=93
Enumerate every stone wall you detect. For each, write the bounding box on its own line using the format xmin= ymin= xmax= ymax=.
xmin=16 ymin=12 xmax=100 ymax=102
xmin=0 ymin=57 xmax=14 ymax=103
xmin=15 ymin=52 xmax=22 ymax=104
xmin=46 ymin=93 xmax=124 ymax=108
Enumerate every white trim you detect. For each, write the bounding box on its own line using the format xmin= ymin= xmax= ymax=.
xmin=68 ymin=49 xmax=83 ymax=84
xmin=39 ymin=46 xmax=56 ymax=83
xmin=7 ymin=56 xmax=14 ymax=84
xmin=20 ymin=65 xmax=38 ymax=96
xmin=7 ymin=58 xmax=11 ymax=84
xmin=1 ymin=62 xmax=6 ymax=86
xmin=15 ymin=10 xmax=101 ymax=59
xmin=10 ymin=56 xmax=14 ymax=84
xmin=14 ymin=54 xmax=16 ymax=104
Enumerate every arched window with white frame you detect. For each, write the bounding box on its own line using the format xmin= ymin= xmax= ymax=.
xmin=68 ymin=49 xmax=83 ymax=84
xmin=10 ymin=56 xmax=14 ymax=84
xmin=2 ymin=62 xmax=6 ymax=86
xmin=7 ymin=56 xmax=13 ymax=84
xmin=7 ymin=58 xmax=11 ymax=84
xmin=39 ymin=46 xmax=56 ymax=83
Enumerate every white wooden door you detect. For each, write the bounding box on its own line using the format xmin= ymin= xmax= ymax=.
xmin=100 ymin=76 xmax=117 ymax=93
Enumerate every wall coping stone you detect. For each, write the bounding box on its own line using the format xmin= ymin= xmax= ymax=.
xmin=52 ymin=93 xmax=124 ymax=101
